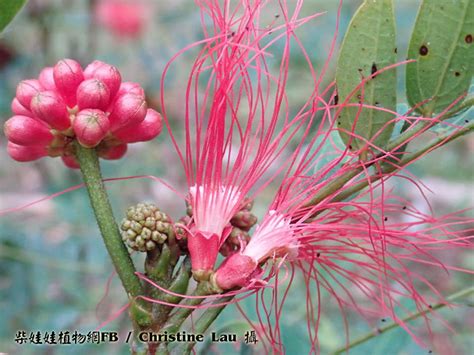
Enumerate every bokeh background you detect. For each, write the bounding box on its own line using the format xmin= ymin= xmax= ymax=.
xmin=0 ymin=0 xmax=473 ymax=354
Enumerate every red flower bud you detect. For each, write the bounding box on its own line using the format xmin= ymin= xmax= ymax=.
xmin=117 ymin=82 xmax=145 ymax=97
xmin=7 ymin=142 xmax=48 ymax=162
xmin=76 ymin=78 xmax=111 ymax=110
xmin=16 ymin=79 xmax=42 ymax=108
xmin=11 ymin=98 xmax=33 ymax=116
xmin=4 ymin=115 xmax=54 ymax=146
xmin=53 ymin=59 xmax=84 ymax=106
xmin=38 ymin=67 xmax=57 ymax=91
xmin=73 ymin=109 xmax=110 ymax=148
xmin=108 ymin=93 xmax=147 ymax=131
xmin=84 ymin=60 xmax=121 ymax=99
xmin=61 ymin=155 xmax=80 ymax=169
xmin=113 ymin=108 xmax=162 ymax=143
xmin=30 ymin=91 xmax=71 ymax=130
xmin=98 ymin=143 xmax=128 ymax=160
xmin=212 ymin=253 xmax=257 ymax=290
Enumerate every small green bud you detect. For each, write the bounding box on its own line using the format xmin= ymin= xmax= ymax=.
xmin=143 ymin=228 xmax=153 ymax=241
xmin=121 ymin=202 xmax=172 ymax=252
xmin=146 ymin=241 xmax=156 ymax=251
xmin=131 ymin=220 xmax=142 ymax=233
xmin=121 ymin=218 xmax=131 ymax=231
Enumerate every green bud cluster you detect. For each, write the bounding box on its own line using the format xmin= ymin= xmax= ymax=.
xmin=121 ymin=203 xmax=171 ymax=252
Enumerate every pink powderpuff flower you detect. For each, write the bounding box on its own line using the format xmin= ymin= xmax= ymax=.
xmin=4 ymin=59 xmax=161 ymax=167
xmin=94 ymin=0 xmax=150 ymax=38
xmin=212 ymin=99 xmax=474 ymax=351
xmin=160 ymin=0 xmax=325 ymax=278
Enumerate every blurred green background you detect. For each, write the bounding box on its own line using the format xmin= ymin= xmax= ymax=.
xmin=0 ymin=0 xmax=472 ymax=354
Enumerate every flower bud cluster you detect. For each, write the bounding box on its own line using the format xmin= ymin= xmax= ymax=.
xmin=174 ymin=215 xmax=191 ymax=252
xmin=219 ymin=197 xmax=256 ymax=256
xmin=120 ymin=203 xmax=171 ymax=252
xmin=4 ymin=59 xmax=162 ymax=168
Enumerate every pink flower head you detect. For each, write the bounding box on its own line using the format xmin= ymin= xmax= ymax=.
xmin=161 ymin=0 xmax=324 ymax=277
xmin=211 ymin=94 xmax=474 ymax=350
xmin=4 ymin=59 xmax=161 ymax=168
xmin=213 ymin=210 xmax=297 ymax=290
xmin=95 ymin=0 xmax=149 ymax=38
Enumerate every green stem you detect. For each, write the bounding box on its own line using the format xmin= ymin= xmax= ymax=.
xmin=444 ymin=95 xmax=474 ymax=119
xmin=74 ymin=143 xmax=145 ymax=299
xmin=177 ymin=296 xmax=234 ymax=354
xmin=323 ymin=120 xmax=474 ymax=207
xmin=332 ymin=286 xmax=474 ymax=354
xmin=155 ymin=259 xmax=191 ymax=314
xmin=160 ymin=281 xmax=213 ymax=335
xmin=304 ymin=110 xmax=474 ymax=210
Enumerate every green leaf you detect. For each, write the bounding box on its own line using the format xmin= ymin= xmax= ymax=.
xmin=406 ymin=0 xmax=474 ymax=117
xmin=0 ymin=0 xmax=27 ymax=33
xmin=336 ymin=0 xmax=397 ymax=153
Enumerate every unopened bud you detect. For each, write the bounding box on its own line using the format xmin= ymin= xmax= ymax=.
xmin=38 ymin=67 xmax=57 ymax=91
xmin=84 ymin=60 xmax=121 ymax=99
xmin=117 ymin=82 xmax=145 ymax=97
xmin=113 ymin=109 xmax=162 ymax=143
xmin=240 ymin=197 xmax=254 ymax=211
xmin=219 ymin=227 xmax=250 ymax=257
xmin=174 ymin=217 xmax=190 ymax=252
xmin=76 ymin=78 xmax=111 ymax=110
xmin=16 ymin=79 xmax=42 ymax=108
xmin=185 ymin=200 xmax=193 ymax=216
xmin=98 ymin=143 xmax=128 ymax=160
xmin=53 ymin=59 xmax=84 ymax=106
xmin=212 ymin=253 xmax=257 ymax=291
xmin=108 ymin=93 xmax=147 ymax=131
xmin=11 ymin=98 xmax=33 ymax=116
xmin=61 ymin=155 xmax=80 ymax=169
xmin=7 ymin=142 xmax=48 ymax=162
xmin=230 ymin=210 xmax=258 ymax=231
xmin=4 ymin=115 xmax=54 ymax=146
xmin=73 ymin=109 xmax=110 ymax=148
xmin=30 ymin=90 xmax=71 ymax=130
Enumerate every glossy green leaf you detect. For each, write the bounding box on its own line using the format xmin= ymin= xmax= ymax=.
xmin=336 ymin=0 xmax=397 ymax=153
xmin=406 ymin=0 xmax=474 ymax=117
xmin=0 ymin=0 xmax=27 ymax=33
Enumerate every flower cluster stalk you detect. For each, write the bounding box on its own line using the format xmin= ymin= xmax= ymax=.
xmin=303 ymin=106 xmax=473 ymax=212
xmin=74 ymin=142 xmax=150 ymax=321
xmin=333 ymin=286 xmax=474 ymax=354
